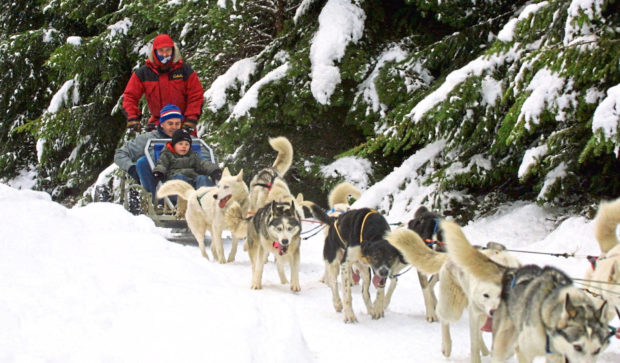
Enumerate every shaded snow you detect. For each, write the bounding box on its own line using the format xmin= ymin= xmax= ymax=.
xmin=518 ymin=144 xmax=548 ymax=179
xmin=497 ymin=2 xmax=549 ymax=42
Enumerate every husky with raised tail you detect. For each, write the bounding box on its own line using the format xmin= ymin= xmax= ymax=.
xmin=157 ymin=168 xmax=248 ymax=263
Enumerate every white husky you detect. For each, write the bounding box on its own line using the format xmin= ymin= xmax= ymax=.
xmin=587 ymin=197 xmax=620 ymax=323
xmin=157 ymin=168 xmax=249 ymax=263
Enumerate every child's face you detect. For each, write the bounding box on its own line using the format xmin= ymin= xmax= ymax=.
xmin=174 ymin=140 xmax=190 ymax=155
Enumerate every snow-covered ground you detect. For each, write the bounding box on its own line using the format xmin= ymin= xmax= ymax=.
xmin=1 ymin=183 xmax=619 ymax=362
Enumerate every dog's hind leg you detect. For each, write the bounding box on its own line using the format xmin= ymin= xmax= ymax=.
xmin=441 ymin=321 xmax=452 ymax=357
xmin=326 ymin=260 xmax=342 ymax=312
xmin=187 ymin=216 xmax=210 ymax=260
xmin=418 ymin=271 xmax=439 ymax=322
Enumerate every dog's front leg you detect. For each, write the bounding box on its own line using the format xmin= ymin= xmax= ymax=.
xmin=383 ymin=275 xmax=400 ymax=309
xmin=251 ymin=247 xmax=266 ymax=290
xmin=211 ymin=225 xmax=226 ymax=264
xmin=341 ymin=261 xmax=358 ymax=323
xmin=276 ymin=258 xmax=289 ymax=285
xmin=490 ymin=314 xmax=517 ymax=363
xmin=441 ymin=321 xmax=452 ymax=357
xmin=418 ymin=271 xmax=439 ymax=322
xmin=372 ymin=287 xmax=385 ymax=319
xmin=227 ymin=235 xmax=239 ymax=263
xmin=359 ymin=266 xmax=374 ymax=317
xmin=289 ymin=247 xmax=301 ymax=292
xmin=468 ymin=305 xmax=483 ymax=363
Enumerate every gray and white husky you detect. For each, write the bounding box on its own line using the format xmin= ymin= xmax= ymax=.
xmin=246 ymin=200 xmax=302 ymax=292
xmin=442 ymin=220 xmax=612 ymax=363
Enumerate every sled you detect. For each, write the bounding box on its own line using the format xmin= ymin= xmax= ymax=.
xmin=101 ymin=138 xmax=216 ymax=231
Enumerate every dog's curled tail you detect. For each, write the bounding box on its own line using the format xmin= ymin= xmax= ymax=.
xmin=386 ymin=228 xmax=447 ymax=274
xmin=441 ymin=220 xmax=505 ymax=284
xmin=328 ymin=182 xmax=361 ymax=208
xmin=269 ymin=136 xmax=293 ymax=176
xmin=305 ymin=201 xmax=334 ymax=227
xmin=594 ymin=197 xmax=620 ymax=254
xmin=156 ymin=179 xmax=195 ymax=201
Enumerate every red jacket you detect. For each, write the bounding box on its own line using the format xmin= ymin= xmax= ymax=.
xmin=122 ymin=46 xmax=204 ymax=126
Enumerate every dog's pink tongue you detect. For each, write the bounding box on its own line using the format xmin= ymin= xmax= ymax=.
xmin=481 ymin=316 xmax=493 ymax=332
xmin=218 ymin=195 xmax=232 ymax=208
xmin=372 ymin=275 xmax=386 ymax=288
xmin=352 ymin=270 xmax=361 ymax=285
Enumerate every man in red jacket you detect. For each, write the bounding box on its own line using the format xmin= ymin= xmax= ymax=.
xmin=122 ymin=34 xmax=204 ymax=135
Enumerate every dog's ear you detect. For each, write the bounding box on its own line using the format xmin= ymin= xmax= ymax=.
xmin=610 ymin=261 xmax=620 ymax=282
xmin=222 ymin=167 xmax=231 ymax=178
xmin=564 ymin=294 xmax=578 ymax=319
xmin=414 ymin=206 xmax=429 ymax=218
xmin=236 ymin=169 xmax=244 ymax=181
xmin=595 ymin=300 xmax=607 ymax=322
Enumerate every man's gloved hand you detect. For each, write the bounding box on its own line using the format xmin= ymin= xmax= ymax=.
xmin=182 ymin=119 xmax=197 ymax=133
xmin=127 ymin=165 xmax=140 ymax=182
xmin=209 ymin=168 xmax=222 ymax=183
xmin=152 ymin=171 xmax=166 ymax=183
xmin=126 ymin=119 xmax=141 ymax=132
xmin=144 ymin=122 xmax=156 ymax=132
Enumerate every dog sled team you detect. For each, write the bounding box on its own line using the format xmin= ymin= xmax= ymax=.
xmin=139 ymin=132 xmax=620 ymax=362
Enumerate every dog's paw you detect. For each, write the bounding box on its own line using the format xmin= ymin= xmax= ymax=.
xmin=250 ymin=282 xmax=262 ymax=290
xmin=290 ymin=283 xmax=301 ymax=292
xmin=371 ymin=309 xmax=384 ymax=320
xmin=441 ymin=341 xmax=451 ymax=357
xmin=426 ymin=311 xmax=438 ymax=323
xmin=227 ymin=256 xmax=236 ymax=263
xmin=333 ymin=300 xmax=343 ymax=312
xmin=343 ymin=312 xmax=358 ymax=323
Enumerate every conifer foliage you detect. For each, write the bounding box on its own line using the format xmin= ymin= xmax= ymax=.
xmin=0 ymin=0 xmax=618 ymax=217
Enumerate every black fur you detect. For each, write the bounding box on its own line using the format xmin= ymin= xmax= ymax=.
xmin=310 ymin=204 xmax=404 ymax=276
xmin=407 ymin=206 xmax=445 ymax=252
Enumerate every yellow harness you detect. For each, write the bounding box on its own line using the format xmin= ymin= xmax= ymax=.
xmin=333 ymin=209 xmax=377 ymax=247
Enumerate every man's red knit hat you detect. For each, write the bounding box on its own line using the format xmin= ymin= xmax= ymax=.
xmin=152 ymin=34 xmax=174 ymax=50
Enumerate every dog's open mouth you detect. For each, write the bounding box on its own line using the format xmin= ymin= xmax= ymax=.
xmin=372 ymin=275 xmax=386 ymax=288
xmin=272 ymin=241 xmax=289 ymax=255
xmin=218 ymin=194 xmax=232 ymax=209
xmin=480 ymin=316 xmax=493 ymax=332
